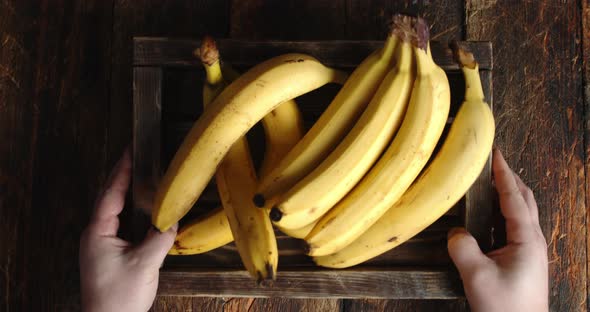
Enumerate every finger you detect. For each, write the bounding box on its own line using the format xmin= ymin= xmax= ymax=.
xmin=133 ymin=223 xmax=178 ymax=268
xmin=447 ymin=227 xmax=489 ymax=279
xmin=492 ymin=149 xmax=535 ymax=244
xmin=91 ymin=148 xmax=132 ymax=236
xmin=512 ymin=172 xmax=540 ymax=226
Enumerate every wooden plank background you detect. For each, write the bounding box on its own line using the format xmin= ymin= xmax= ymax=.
xmin=0 ymin=0 xmax=586 ymax=311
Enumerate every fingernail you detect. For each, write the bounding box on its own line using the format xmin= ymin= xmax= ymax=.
xmin=448 ymin=227 xmax=464 ymax=239
xmin=170 ymin=223 xmax=179 ymax=232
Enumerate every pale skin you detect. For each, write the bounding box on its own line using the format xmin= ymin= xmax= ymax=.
xmin=79 ymin=148 xmax=177 ymax=312
xmin=80 ymin=148 xmax=548 ymax=311
xmin=447 ymin=149 xmax=549 ymax=312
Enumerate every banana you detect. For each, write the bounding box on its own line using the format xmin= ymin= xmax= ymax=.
xmin=270 ymin=20 xmax=417 ymax=230
xmin=168 ymin=208 xmax=232 ymax=255
xmin=313 ymin=44 xmax=495 ymax=268
xmin=153 ymin=51 xmax=346 ymax=231
xmin=216 ymin=136 xmax=277 ymax=280
xmin=253 ymin=28 xmax=399 ymax=208
xmin=258 ymin=102 xmax=305 ymax=179
xmin=202 ymin=37 xmax=277 ymax=280
xmin=305 ymin=18 xmax=451 ymax=257
xmin=169 ymin=37 xmax=311 ymax=256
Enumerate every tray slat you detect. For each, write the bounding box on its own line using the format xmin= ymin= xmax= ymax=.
xmin=158 ymin=269 xmax=463 ymax=299
xmin=134 ymin=38 xmax=492 ymax=70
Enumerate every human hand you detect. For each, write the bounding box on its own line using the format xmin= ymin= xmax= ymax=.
xmin=447 ymin=149 xmax=548 ymax=312
xmin=79 ymin=148 xmax=177 ymax=312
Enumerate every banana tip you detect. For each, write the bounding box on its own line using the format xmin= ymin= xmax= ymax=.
xmin=197 ymin=35 xmax=219 ymax=66
xmin=269 ymin=207 xmax=283 ymax=222
xmin=413 ymin=17 xmax=429 ymax=52
xmin=302 ymin=240 xmax=311 ymax=255
xmin=253 ymin=193 xmax=266 ymax=208
xmin=450 ymin=41 xmax=477 ymax=69
xmin=265 ymin=262 xmax=276 ymax=281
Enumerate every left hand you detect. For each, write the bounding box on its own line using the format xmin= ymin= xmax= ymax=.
xmin=79 ymin=148 xmax=177 ymax=312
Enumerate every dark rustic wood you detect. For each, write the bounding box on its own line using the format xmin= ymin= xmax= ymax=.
xmin=464 ymin=70 xmax=494 ymax=253
xmin=150 ymin=297 xmax=224 ymax=311
xmin=110 ymin=0 xmax=232 ymax=165
xmin=230 ymin=0 xmax=348 ymax=40
xmin=134 ymin=38 xmax=493 ymax=70
xmin=133 ymin=38 xmax=491 ymax=299
xmin=466 ymin=1 xmax=587 ymax=311
xmin=583 ymin=1 xmax=590 ymax=309
xmin=157 ymin=269 xmax=463 ymax=299
xmin=152 ymin=297 xmax=339 ymax=312
xmin=0 ymin=2 xmax=39 ymax=311
xmin=210 ymin=297 xmax=341 ymax=312
xmin=229 ymin=0 xmax=463 ymax=42
xmin=0 ymin=1 xmax=114 ymax=311
xmin=343 ymin=298 xmax=468 ymax=312
xmin=132 ymin=67 xmax=162 ymax=215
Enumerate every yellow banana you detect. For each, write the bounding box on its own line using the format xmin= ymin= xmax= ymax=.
xmin=169 ymin=37 xmax=312 ymax=256
xmin=313 ymin=45 xmax=494 ymax=268
xmin=271 ymin=22 xmax=417 ymax=230
xmin=216 ymin=136 xmax=277 ymax=280
xmin=168 ymin=208 xmax=232 ymax=255
xmin=201 ymin=37 xmax=277 ymax=280
xmin=306 ymin=18 xmax=451 ymax=257
xmin=153 ymin=51 xmax=346 ymax=232
xmin=258 ymin=102 xmax=305 ymax=178
xmin=254 ymin=29 xmax=399 ymax=208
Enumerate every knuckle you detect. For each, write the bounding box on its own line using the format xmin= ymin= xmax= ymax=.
xmin=499 ymin=185 xmax=521 ymax=197
xmin=466 ymin=267 xmax=492 ymax=287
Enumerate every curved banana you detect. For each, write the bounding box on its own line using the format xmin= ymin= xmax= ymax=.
xmin=153 ymin=52 xmax=346 ymax=231
xmin=169 ymin=37 xmax=311 ymax=256
xmin=313 ymin=45 xmax=495 ymax=268
xmin=254 ymin=29 xmax=399 ymax=208
xmin=258 ymin=102 xmax=305 ymax=178
xmin=216 ymin=137 xmax=277 ymax=280
xmin=201 ymin=37 xmax=277 ymax=280
xmin=271 ymin=22 xmax=417 ymax=230
xmin=305 ymin=19 xmax=451 ymax=257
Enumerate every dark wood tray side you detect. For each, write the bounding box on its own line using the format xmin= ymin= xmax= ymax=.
xmin=133 ymin=38 xmax=493 ymax=298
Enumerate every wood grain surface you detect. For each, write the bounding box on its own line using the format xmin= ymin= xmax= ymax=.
xmin=0 ymin=0 xmax=587 ymax=311
xmin=466 ymin=1 xmax=587 ymax=311
xmin=582 ymin=0 xmax=590 ymax=308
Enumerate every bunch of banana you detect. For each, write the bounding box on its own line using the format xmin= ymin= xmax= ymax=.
xmin=269 ymin=16 xmax=416 ymax=231
xmin=253 ymin=23 xmax=399 ymax=209
xmin=313 ymin=43 xmax=495 ymax=268
xmin=301 ymin=17 xmax=451 ymax=256
xmin=158 ymin=14 xmax=494 ymax=277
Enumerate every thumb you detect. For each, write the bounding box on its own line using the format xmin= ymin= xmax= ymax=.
xmin=447 ymin=227 xmax=488 ymax=279
xmin=134 ymin=223 xmax=178 ymax=268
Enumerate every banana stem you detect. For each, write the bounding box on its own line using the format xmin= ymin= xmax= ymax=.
xmin=452 ymin=43 xmax=484 ymax=102
xmin=197 ymin=36 xmax=224 ymax=86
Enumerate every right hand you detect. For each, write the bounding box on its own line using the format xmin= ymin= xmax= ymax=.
xmin=447 ymin=149 xmax=548 ymax=312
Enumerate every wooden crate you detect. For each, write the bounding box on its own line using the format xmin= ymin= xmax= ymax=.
xmin=132 ymin=38 xmax=494 ymax=299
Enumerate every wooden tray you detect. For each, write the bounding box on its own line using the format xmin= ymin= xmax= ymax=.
xmin=132 ymin=37 xmax=494 ymax=299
